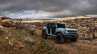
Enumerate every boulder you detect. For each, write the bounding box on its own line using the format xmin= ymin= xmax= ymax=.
xmin=0 ymin=25 xmax=4 ymax=29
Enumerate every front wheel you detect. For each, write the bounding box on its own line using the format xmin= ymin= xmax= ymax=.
xmin=70 ymin=38 xmax=77 ymax=42
xmin=54 ymin=33 xmax=64 ymax=44
xmin=42 ymin=30 xmax=48 ymax=39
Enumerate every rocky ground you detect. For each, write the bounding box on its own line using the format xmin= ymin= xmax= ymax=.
xmin=0 ymin=16 xmax=97 ymax=54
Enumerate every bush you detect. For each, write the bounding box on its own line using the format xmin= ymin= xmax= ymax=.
xmin=29 ymin=29 xmax=35 ymax=35
xmin=0 ymin=28 xmax=4 ymax=35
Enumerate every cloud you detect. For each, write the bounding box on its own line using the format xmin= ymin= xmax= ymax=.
xmin=71 ymin=0 xmax=92 ymax=10
xmin=0 ymin=0 xmax=97 ymax=18
xmin=2 ymin=9 xmax=75 ymax=18
xmin=2 ymin=10 xmax=54 ymax=18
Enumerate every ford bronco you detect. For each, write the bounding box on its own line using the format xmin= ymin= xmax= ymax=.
xmin=42 ymin=22 xmax=78 ymax=44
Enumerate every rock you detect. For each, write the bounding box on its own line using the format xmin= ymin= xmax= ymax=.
xmin=5 ymin=36 xmax=9 ymax=40
xmin=24 ymin=38 xmax=35 ymax=45
xmin=8 ymin=40 xmax=13 ymax=46
xmin=0 ymin=25 xmax=4 ymax=29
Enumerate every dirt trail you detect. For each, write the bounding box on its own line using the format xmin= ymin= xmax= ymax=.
xmin=55 ymin=40 xmax=97 ymax=54
xmin=55 ymin=42 xmax=79 ymax=54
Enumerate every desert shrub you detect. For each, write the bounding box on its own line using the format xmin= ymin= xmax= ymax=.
xmin=29 ymin=29 xmax=35 ymax=35
xmin=13 ymin=19 xmax=24 ymax=29
xmin=14 ymin=23 xmax=36 ymax=36
xmin=14 ymin=22 xmax=24 ymax=29
xmin=0 ymin=28 xmax=4 ymax=35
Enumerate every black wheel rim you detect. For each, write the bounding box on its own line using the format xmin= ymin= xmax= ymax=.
xmin=55 ymin=34 xmax=61 ymax=43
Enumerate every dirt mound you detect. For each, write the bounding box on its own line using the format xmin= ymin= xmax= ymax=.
xmin=0 ymin=17 xmax=13 ymax=27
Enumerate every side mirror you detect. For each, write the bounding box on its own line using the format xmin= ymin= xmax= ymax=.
xmin=68 ymin=26 xmax=71 ymax=28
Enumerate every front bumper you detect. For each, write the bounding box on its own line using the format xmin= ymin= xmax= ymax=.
xmin=63 ymin=33 xmax=78 ymax=39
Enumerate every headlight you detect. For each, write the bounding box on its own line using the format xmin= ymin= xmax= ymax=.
xmin=65 ymin=31 xmax=69 ymax=34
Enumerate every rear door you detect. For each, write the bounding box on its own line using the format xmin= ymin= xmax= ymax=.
xmin=47 ymin=23 xmax=51 ymax=34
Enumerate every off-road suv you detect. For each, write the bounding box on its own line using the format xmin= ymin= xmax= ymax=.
xmin=42 ymin=22 xmax=78 ymax=44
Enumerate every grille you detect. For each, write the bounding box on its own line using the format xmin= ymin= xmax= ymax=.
xmin=67 ymin=30 xmax=77 ymax=34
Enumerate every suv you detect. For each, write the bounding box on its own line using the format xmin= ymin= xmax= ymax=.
xmin=42 ymin=22 xmax=78 ymax=44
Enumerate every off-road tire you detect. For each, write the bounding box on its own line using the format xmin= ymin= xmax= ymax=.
xmin=54 ymin=33 xmax=64 ymax=44
xmin=42 ymin=30 xmax=48 ymax=39
xmin=70 ymin=38 xmax=77 ymax=42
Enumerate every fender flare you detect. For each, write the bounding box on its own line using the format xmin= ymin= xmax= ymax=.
xmin=56 ymin=32 xmax=64 ymax=37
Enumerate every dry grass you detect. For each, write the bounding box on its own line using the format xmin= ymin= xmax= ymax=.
xmin=0 ymin=27 xmax=67 ymax=54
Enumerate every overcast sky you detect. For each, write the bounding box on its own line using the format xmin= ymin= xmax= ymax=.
xmin=0 ymin=0 xmax=97 ymax=18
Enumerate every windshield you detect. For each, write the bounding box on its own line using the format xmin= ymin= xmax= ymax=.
xmin=57 ymin=23 xmax=69 ymax=28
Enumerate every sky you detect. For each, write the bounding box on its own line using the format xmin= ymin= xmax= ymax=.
xmin=0 ymin=0 xmax=97 ymax=18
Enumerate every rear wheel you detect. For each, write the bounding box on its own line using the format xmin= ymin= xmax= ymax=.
xmin=54 ymin=33 xmax=64 ymax=44
xmin=42 ymin=30 xmax=48 ymax=39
